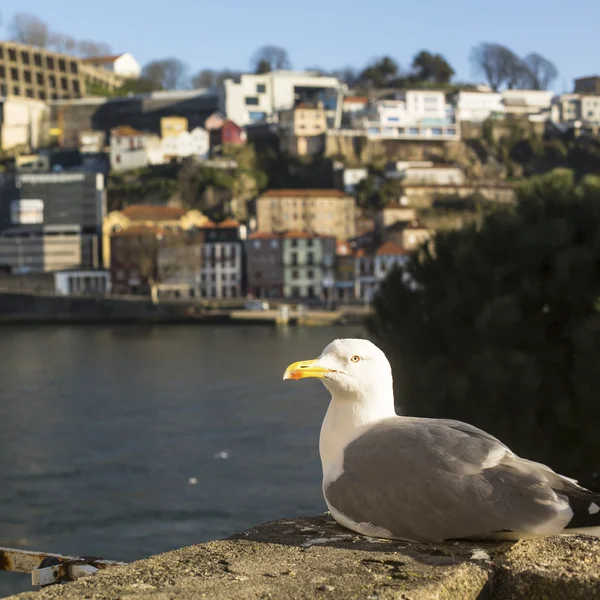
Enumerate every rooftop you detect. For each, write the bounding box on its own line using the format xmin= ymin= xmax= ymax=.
xmin=81 ymin=54 xmax=126 ymax=64
xmin=121 ymin=205 xmax=187 ymax=221
xmin=260 ymin=189 xmax=349 ymax=199
xmin=376 ymin=240 xmax=407 ymax=256
xmin=111 ymin=125 xmax=147 ymax=137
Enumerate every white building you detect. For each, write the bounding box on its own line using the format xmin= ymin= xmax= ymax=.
xmin=386 ymin=161 xmax=466 ymax=185
xmin=82 ymin=53 xmax=142 ymax=79
xmin=0 ymin=96 xmax=49 ymax=151
xmin=552 ymin=93 xmax=600 ymax=125
xmin=109 ymin=126 xmax=164 ymax=172
xmin=455 ymin=91 xmax=504 ymax=122
xmin=342 ymin=167 xmax=368 ymax=194
xmin=54 ymin=269 xmax=110 ymax=295
xmin=353 ymin=90 xmax=459 ymax=140
xmin=221 ymin=70 xmax=346 ymax=128
xmin=200 ymin=220 xmax=247 ymax=298
xmin=501 ymin=90 xmax=553 ymax=121
xmin=161 ymin=127 xmax=210 ymax=160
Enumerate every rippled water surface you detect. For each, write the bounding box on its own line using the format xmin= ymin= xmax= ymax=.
xmin=0 ymin=324 xmax=366 ymax=597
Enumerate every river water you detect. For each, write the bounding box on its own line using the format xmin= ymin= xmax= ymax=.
xmin=0 ymin=323 xmax=367 ymax=597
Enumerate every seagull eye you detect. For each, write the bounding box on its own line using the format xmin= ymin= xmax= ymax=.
xmin=350 ymin=355 xmax=361 ymax=363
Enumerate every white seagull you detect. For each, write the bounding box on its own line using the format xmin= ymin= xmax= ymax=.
xmin=283 ymin=338 xmax=600 ymax=542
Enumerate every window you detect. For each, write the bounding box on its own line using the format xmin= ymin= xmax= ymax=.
xmin=270 ymin=240 xmax=278 ymax=249
xmin=13 ymin=86 xmax=20 ymax=95
xmin=307 ymin=252 xmax=314 ymax=265
xmin=21 ymin=51 xmax=30 ymax=65
xmin=8 ymin=48 xmax=17 ymax=61
xmin=46 ymin=56 xmax=54 ymax=69
xmin=34 ymin=53 xmax=42 ymax=67
xmin=290 ymin=239 xmax=297 ymax=248
xmin=291 ymin=269 xmax=299 ymax=280
xmin=70 ymin=61 xmax=78 ymax=74
xmin=61 ymin=77 xmax=68 ymax=90
xmin=38 ymin=91 xmax=45 ymax=100
xmin=23 ymin=70 xmax=32 ymax=84
xmin=10 ymin=68 xmax=18 ymax=80
xmin=73 ymin=80 xmax=80 ymax=94
xmin=58 ymin=59 xmax=66 ymax=72
xmin=0 ymin=66 xmax=5 ymax=78
xmin=36 ymin=72 xmax=44 ymax=85
xmin=49 ymin=75 xmax=56 ymax=88
xmin=25 ymin=88 xmax=33 ymax=98
xmin=256 ymin=84 xmax=266 ymax=93
xmin=291 ymin=253 xmax=298 ymax=266
xmin=252 ymin=240 xmax=261 ymax=249
xmin=245 ymin=96 xmax=259 ymax=106
xmin=306 ymin=239 xmax=313 ymax=247
xmin=307 ymin=269 xmax=314 ymax=279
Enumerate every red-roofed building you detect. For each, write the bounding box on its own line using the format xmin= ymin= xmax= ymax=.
xmin=210 ymin=120 xmax=247 ymax=149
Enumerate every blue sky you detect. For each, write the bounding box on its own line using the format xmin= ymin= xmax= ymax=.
xmin=3 ymin=0 xmax=598 ymax=92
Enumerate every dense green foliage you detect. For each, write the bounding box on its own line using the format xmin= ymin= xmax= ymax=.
xmin=368 ymin=169 xmax=600 ymax=487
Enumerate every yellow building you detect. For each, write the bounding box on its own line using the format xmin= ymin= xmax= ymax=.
xmin=161 ymin=116 xmax=189 ymax=138
xmin=102 ymin=204 xmax=212 ymax=267
xmin=256 ymin=189 xmax=356 ymax=240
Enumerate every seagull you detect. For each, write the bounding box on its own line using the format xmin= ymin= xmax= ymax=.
xmin=283 ymin=338 xmax=600 ymax=543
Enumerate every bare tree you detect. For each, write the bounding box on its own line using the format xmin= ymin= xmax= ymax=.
xmin=192 ymin=69 xmax=217 ymax=88
xmin=469 ymin=43 xmax=524 ymax=91
xmin=143 ymin=58 xmax=189 ymax=90
xmin=250 ymin=45 xmax=292 ymax=73
xmin=49 ymin=32 xmax=77 ymax=54
xmin=523 ymin=53 xmax=558 ymax=90
xmin=9 ymin=12 xmax=50 ymax=47
xmin=77 ymin=40 xmax=112 ymax=58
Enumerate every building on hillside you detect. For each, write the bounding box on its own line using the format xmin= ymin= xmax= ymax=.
xmin=256 ymin=189 xmax=356 ymax=239
xmin=109 ymin=225 xmax=203 ymax=298
xmin=551 ymin=93 xmax=600 ymax=125
xmin=501 ymin=90 xmax=553 ymax=121
xmin=0 ymin=225 xmax=101 ymax=273
xmin=386 ymin=161 xmax=466 ymax=185
xmin=282 ymin=231 xmax=336 ymax=300
xmin=278 ymin=102 xmax=327 ymax=156
xmin=102 ymin=204 xmax=211 ymax=268
xmin=49 ymin=89 xmax=219 ymax=148
xmin=353 ymin=90 xmax=460 ymax=140
xmin=209 ymin=119 xmax=246 ymax=149
xmin=246 ymin=232 xmax=284 ymax=298
xmin=384 ymin=220 xmax=431 ymax=252
xmin=161 ymin=116 xmax=189 ymax=138
xmin=162 ymin=127 xmax=210 ymax=160
xmin=455 ymin=91 xmax=504 ymax=122
xmin=221 ymin=70 xmax=346 ymax=128
xmin=0 ymin=41 xmax=85 ymax=101
xmin=0 ymin=96 xmax=50 ymax=151
xmin=355 ymin=240 xmax=408 ymax=302
xmin=335 ymin=166 xmax=368 ymax=194
xmin=204 ymin=112 xmax=226 ymax=131
xmin=342 ymin=96 xmax=368 ymax=116
xmin=334 ymin=241 xmax=357 ymax=301
xmin=375 ymin=205 xmax=418 ymax=233
xmin=109 ymin=125 xmax=164 ymax=171
xmin=200 ymin=219 xmax=247 ymax=298
xmin=574 ymin=76 xmax=600 ymax=95
xmin=81 ymin=53 xmax=141 ymax=80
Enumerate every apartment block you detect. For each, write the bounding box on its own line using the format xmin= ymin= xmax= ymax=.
xmin=0 ymin=41 xmax=85 ymax=101
xmin=256 ymin=189 xmax=356 ymax=240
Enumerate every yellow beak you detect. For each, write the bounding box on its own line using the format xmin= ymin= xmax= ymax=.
xmin=283 ymin=359 xmax=330 ymax=381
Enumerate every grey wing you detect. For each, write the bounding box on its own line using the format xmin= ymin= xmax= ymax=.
xmin=325 ymin=417 xmax=592 ymax=542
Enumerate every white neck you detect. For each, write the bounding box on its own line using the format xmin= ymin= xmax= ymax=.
xmin=319 ymin=390 xmax=396 ymax=486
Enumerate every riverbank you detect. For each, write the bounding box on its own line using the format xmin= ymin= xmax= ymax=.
xmin=6 ymin=514 xmax=600 ymax=599
xmin=0 ymin=292 xmax=369 ymax=326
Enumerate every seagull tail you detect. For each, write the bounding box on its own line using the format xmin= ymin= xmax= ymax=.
xmin=561 ymin=489 xmax=600 ymax=536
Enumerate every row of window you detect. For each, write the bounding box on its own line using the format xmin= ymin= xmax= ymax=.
xmin=0 ymin=47 xmax=78 ymax=74
xmin=0 ymin=66 xmax=80 ymax=91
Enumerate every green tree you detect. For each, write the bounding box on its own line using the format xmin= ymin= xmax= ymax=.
xmin=411 ymin=50 xmax=455 ymax=84
xmin=359 ymin=56 xmax=399 ymax=88
xmin=368 ymin=169 xmax=600 ymax=488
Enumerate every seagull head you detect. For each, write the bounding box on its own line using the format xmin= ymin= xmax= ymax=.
xmin=283 ymin=338 xmax=394 ymax=402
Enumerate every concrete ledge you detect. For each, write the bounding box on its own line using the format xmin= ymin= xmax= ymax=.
xmin=6 ymin=514 xmax=600 ymax=599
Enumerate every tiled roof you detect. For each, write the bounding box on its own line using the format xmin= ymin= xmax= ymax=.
xmin=376 ymin=241 xmax=407 ymax=256
xmin=260 ymin=189 xmax=349 ymax=198
xmin=218 ymin=218 xmax=240 ymax=228
xmin=249 ymin=231 xmax=281 ymax=240
xmin=121 ymin=205 xmax=187 ymax=221
xmin=343 ymin=96 xmax=369 ymax=103
xmin=111 ymin=125 xmax=146 ymax=137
